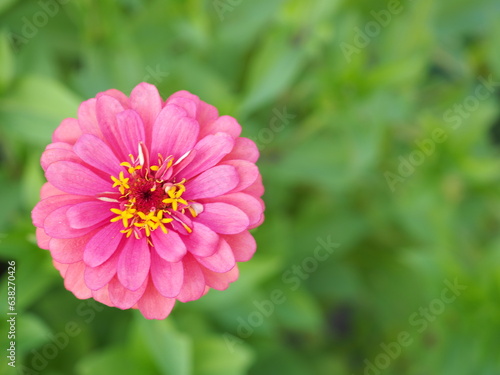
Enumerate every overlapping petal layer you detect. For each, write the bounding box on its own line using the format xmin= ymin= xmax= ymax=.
xmin=32 ymin=83 xmax=264 ymax=319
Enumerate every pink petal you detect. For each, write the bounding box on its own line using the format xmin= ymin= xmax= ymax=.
xmin=167 ymin=90 xmax=219 ymax=126
xmin=46 ymin=142 xmax=73 ymax=151
xmin=201 ymin=264 xmax=239 ymax=290
xmin=36 ymin=227 xmax=51 ymax=249
xmin=151 ymin=104 xmax=199 ymax=160
xmin=237 ymin=194 xmax=265 ymax=229
xmin=130 ymin=83 xmax=162 ymax=146
xmin=108 ymin=276 xmax=147 ymax=309
xmin=67 ymin=201 xmax=115 ymax=229
xmin=78 ymin=98 xmax=102 ymax=139
xmin=195 ymin=101 xmax=218 ymax=127
xmin=73 ymin=134 xmax=122 ymax=176
xmin=170 ymin=149 xmax=197 ymax=177
xmin=183 ymin=165 xmax=239 ymax=200
xmin=40 ymin=182 xmax=65 ymax=199
xmin=49 ymin=231 xmax=98 ymax=264
xmin=117 ymin=238 xmax=151 ymax=291
xmin=92 ymin=286 xmax=113 ymax=307
xmin=222 ymin=160 xmax=259 ymax=193
xmin=254 ymin=212 xmax=265 ymax=226
xmin=182 ymin=222 xmax=219 ymax=257
xmin=169 ymin=210 xmax=193 ymax=235
xmin=195 ymin=203 xmax=249 ymax=234
xmin=150 ymin=252 xmax=184 ymax=298
xmin=199 ymin=115 xmax=241 ymax=139
xmin=204 ymin=192 xmax=264 ymax=228
xmin=242 ymin=173 xmax=264 ymax=197
xmin=97 ymin=89 xmax=130 ymax=108
xmin=222 ymin=137 xmax=259 ymax=163
xmin=167 ymin=90 xmax=199 ymax=105
xmin=137 ymin=278 xmax=176 ymax=320
xmin=177 ymin=133 xmax=235 ymax=180
xmin=32 ymin=194 xmax=89 ymax=228
xmin=84 ymin=251 xmax=119 ymax=290
xmin=53 ymin=260 xmax=69 ymax=276
xmin=44 ymin=206 xmax=100 ymax=239
xmin=151 ymin=230 xmax=187 ymax=262
xmin=166 ymin=96 xmax=198 ymax=119
xmin=83 ymin=221 xmax=124 ymax=267
xmin=46 ymin=161 xmax=111 ymax=196
xmin=63 ymin=262 xmax=92 ymax=299
xmin=223 ymin=231 xmax=256 ymax=262
xmin=41 ymin=145 xmax=80 ymax=171
xmin=115 ymin=110 xmax=146 ymax=158
xmin=202 ymin=286 xmax=210 ymax=297
xmin=176 ymin=254 xmax=206 ymax=302
xmin=95 ymin=95 xmax=126 ymax=158
xmin=52 ymin=118 xmax=82 ymax=144
xmin=194 ymin=238 xmax=235 ymax=273
xmin=251 ymin=213 xmax=265 ymax=229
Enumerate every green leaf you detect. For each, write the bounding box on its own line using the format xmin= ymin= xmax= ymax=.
xmin=76 ymin=346 xmax=150 ymax=375
xmin=21 ymin=153 xmax=45 ymax=211
xmin=193 ymin=337 xmax=254 ymax=375
xmin=0 ymin=228 xmax=58 ymax=311
xmin=0 ymin=75 xmax=81 ymax=146
xmin=0 ymin=0 xmax=17 ymax=15
xmin=137 ymin=315 xmax=192 ymax=375
xmin=0 ymin=171 xmax=21 ymax=231
xmin=0 ymin=312 xmax=51 ymax=365
xmin=274 ymin=288 xmax=323 ymax=333
xmin=0 ymin=30 xmax=14 ymax=93
xmin=16 ymin=313 xmax=52 ymax=357
xmin=240 ymin=34 xmax=307 ymax=115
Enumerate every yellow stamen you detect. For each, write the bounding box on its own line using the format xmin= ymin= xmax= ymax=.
xmin=110 ymin=155 xmax=195 ymax=237
xmin=120 ymin=162 xmax=142 ymax=174
xmin=120 ymin=228 xmax=134 ymax=238
xmin=111 ymin=172 xmax=130 ymax=195
xmin=111 ymin=207 xmax=136 ymax=227
xmin=150 ymin=210 xmax=174 ymax=233
xmin=188 ymin=206 xmax=198 ymax=218
xmin=162 ymin=181 xmax=188 ymax=211
xmin=132 ymin=210 xmax=174 ymax=236
xmin=182 ymin=221 xmax=193 ymax=233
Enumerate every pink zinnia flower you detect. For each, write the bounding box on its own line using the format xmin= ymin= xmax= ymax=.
xmin=32 ymin=83 xmax=264 ymax=319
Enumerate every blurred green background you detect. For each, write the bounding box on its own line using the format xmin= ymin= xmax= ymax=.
xmin=1 ymin=0 xmax=500 ymax=374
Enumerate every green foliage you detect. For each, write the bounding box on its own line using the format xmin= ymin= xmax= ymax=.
xmin=1 ymin=0 xmax=500 ymax=374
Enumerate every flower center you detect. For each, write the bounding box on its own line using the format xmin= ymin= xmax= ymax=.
xmin=128 ymin=178 xmax=164 ymax=212
xmin=106 ymin=144 xmax=200 ymax=240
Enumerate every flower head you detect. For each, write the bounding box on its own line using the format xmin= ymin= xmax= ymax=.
xmin=32 ymin=83 xmax=265 ymax=319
